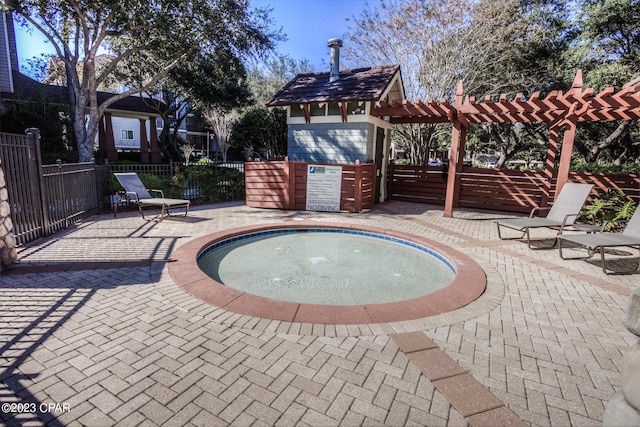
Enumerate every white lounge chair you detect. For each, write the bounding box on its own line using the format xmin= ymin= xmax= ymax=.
xmin=113 ymin=172 xmax=190 ymax=220
xmin=496 ymin=183 xmax=594 ymax=248
xmin=558 ymin=206 xmax=640 ymax=274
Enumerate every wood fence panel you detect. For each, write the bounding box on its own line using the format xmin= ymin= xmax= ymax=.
xmin=292 ymin=162 xmax=307 ymax=210
xmin=360 ymin=166 xmax=375 ymax=210
xmin=457 ymin=168 xmax=549 ymax=214
xmin=245 ymin=161 xmax=289 ymax=209
xmin=245 ymin=160 xmax=375 ymax=213
xmin=388 ymin=164 xmax=640 ymax=214
xmin=387 ymin=164 xmax=448 ymax=205
xmin=569 ymin=172 xmax=640 ymax=202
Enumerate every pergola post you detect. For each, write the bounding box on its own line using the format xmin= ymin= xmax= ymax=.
xmin=540 ymin=122 xmax=560 ymax=209
xmin=444 ymin=81 xmax=467 ymax=217
xmin=555 ymin=71 xmax=585 ymax=199
xmin=556 ymin=119 xmax=577 ymax=198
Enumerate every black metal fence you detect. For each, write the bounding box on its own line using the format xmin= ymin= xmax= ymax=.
xmin=0 ymin=130 xmax=45 ymax=244
xmin=108 ymin=161 xmax=245 ymax=207
xmin=0 ymin=129 xmax=246 ymax=246
xmin=0 ymin=130 xmax=99 ymax=246
xmin=42 ymin=161 xmax=99 ymax=235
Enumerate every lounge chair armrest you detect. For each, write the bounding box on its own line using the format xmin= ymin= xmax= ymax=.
xmin=529 ymin=206 xmax=551 ymax=218
xmin=558 ymin=214 xmax=579 ymax=232
xmin=124 ymin=191 xmax=141 ymax=202
xmin=150 ymin=189 xmax=165 ymax=198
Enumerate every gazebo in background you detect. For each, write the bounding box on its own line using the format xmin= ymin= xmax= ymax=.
xmin=265 ymin=39 xmax=405 ymax=203
xmin=96 ymin=91 xmax=163 ymax=163
xmin=370 ymin=70 xmax=640 ymax=217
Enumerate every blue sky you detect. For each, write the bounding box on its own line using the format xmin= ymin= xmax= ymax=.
xmin=14 ymin=0 xmax=369 ymax=73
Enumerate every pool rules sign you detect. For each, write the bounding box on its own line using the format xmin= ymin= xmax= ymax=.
xmin=306 ymin=165 xmax=342 ymax=212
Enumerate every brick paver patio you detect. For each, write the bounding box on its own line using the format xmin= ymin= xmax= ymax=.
xmin=0 ymin=200 xmax=637 ymax=426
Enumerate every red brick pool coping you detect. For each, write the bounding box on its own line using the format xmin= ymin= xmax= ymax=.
xmin=168 ymin=221 xmax=487 ymax=325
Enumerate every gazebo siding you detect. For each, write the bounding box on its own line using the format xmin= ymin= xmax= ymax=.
xmin=287 ymin=122 xmax=375 ymax=164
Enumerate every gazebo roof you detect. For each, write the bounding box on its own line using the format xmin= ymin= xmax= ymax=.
xmin=266 ymin=64 xmax=402 ymax=107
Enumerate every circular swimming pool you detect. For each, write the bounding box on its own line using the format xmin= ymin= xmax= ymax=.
xmin=197 ymin=229 xmax=455 ymax=305
xmin=168 ymin=221 xmax=486 ymax=324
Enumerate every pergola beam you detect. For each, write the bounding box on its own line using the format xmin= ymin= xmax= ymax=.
xmin=368 ymin=70 xmax=640 ymax=216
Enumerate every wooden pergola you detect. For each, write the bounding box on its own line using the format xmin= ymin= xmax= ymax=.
xmin=370 ymin=70 xmax=640 ymax=217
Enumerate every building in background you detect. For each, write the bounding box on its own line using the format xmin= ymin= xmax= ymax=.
xmin=0 ymin=10 xmax=164 ymax=163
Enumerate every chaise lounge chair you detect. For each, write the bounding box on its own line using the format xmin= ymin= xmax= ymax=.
xmin=557 ymin=206 xmax=640 ymax=274
xmin=113 ymin=172 xmax=190 ymax=220
xmin=496 ymin=182 xmax=594 ymax=248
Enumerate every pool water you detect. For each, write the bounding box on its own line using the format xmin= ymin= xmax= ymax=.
xmin=197 ymin=229 xmax=456 ymax=306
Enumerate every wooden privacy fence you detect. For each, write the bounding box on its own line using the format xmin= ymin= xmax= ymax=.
xmin=0 ymin=130 xmax=99 ymax=246
xmin=245 ymin=159 xmax=375 ymax=213
xmin=387 ymin=163 xmax=448 ymax=206
xmin=388 ymin=163 xmax=640 ymax=213
xmin=457 ymin=168 xmax=553 ymax=213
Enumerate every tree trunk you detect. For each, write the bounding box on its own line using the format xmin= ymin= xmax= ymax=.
xmin=586 ymin=121 xmax=629 ymax=163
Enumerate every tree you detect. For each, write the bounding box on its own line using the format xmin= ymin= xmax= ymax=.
xmin=343 ymin=0 xmax=579 ymax=166
xmin=570 ymin=0 xmax=640 ymax=165
xmin=21 ymin=53 xmax=51 ymax=82
xmin=225 ymin=55 xmax=311 ymax=159
xmin=0 ymin=93 xmax=75 ymax=160
xmin=343 ymin=0 xmax=553 ymax=165
xmin=229 ymin=107 xmax=287 ymax=159
xmin=203 ymin=107 xmax=233 ymax=163
xmin=179 ymin=143 xmax=195 ymax=164
xmin=140 ymin=48 xmax=254 ymax=161
xmin=245 ymin=55 xmax=314 ymax=107
xmin=9 ymin=0 xmax=279 ymax=162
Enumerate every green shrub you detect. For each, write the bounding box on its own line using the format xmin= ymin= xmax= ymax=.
xmin=184 ymin=165 xmax=245 ymax=202
xmin=571 ymin=162 xmax=640 ymax=174
xmin=109 ymin=166 xmax=245 ymax=204
xmin=166 ymin=173 xmax=189 ymax=199
xmin=581 ymin=188 xmax=638 ymax=231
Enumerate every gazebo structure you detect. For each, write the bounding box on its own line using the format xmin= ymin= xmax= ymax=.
xmin=266 ymin=39 xmax=405 ymax=203
xmin=370 ymin=70 xmax=640 ymax=217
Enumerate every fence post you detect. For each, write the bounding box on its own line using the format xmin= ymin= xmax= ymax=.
xmin=57 ymin=159 xmax=70 ymax=228
xmin=287 ymin=157 xmax=296 ymax=210
xmin=26 ymin=128 xmax=50 ymax=237
xmin=0 ymin=156 xmax=18 ymax=270
xmin=354 ymin=160 xmax=363 ymax=213
xmin=387 ymin=162 xmax=395 ymax=201
xmin=282 ymin=157 xmax=290 ymax=209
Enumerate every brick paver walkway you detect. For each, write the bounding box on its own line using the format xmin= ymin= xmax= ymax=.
xmin=0 ymin=201 xmax=636 ymax=426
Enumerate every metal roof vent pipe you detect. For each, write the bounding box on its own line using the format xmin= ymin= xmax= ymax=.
xmin=328 ymin=38 xmax=343 ymax=82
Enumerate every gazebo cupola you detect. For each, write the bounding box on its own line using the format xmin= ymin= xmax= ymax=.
xmin=266 ymin=39 xmax=404 ymax=171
